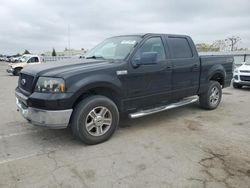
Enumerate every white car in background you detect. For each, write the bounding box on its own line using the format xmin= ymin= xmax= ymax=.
xmin=6 ymin=54 xmax=43 ymax=76
xmin=11 ymin=56 xmax=22 ymax=62
xmin=233 ymin=61 xmax=250 ymax=88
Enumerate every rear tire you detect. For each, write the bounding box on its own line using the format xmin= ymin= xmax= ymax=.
xmin=199 ymin=81 xmax=222 ymax=110
xmin=71 ymin=95 xmax=119 ymax=145
xmin=233 ymin=83 xmax=242 ymax=89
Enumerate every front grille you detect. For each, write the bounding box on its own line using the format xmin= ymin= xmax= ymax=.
xmin=240 ymin=70 xmax=250 ymax=73
xmin=240 ymin=76 xmax=250 ymax=81
xmin=19 ymin=73 xmax=34 ymax=93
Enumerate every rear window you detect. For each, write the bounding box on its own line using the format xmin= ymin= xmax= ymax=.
xmin=168 ymin=37 xmax=193 ymax=59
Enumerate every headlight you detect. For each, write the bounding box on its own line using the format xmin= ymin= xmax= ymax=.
xmin=234 ymin=69 xmax=238 ymax=73
xmin=35 ymin=77 xmax=65 ymax=93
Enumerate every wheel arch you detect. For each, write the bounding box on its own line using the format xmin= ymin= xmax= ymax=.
xmin=14 ymin=67 xmax=23 ymax=71
xmin=209 ymin=71 xmax=225 ymax=87
xmin=13 ymin=67 xmax=23 ymax=76
xmin=72 ymin=82 xmax=124 ymax=112
xmin=207 ymin=64 xmax=226 ymax=87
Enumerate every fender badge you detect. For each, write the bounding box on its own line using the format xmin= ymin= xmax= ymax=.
xmin=116 ymin=70 xmax=128 ymax=75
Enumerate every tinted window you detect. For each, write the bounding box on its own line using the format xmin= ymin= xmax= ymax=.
xmin=168 ymin=37 xmax=193 ymax=59
xmin=28 ymin=57 xmax=39 ymax=63
xmin=34 ymin=57 xmax=39 ymax=62
xmin=134 ymin=37 xmax=166 ymax=62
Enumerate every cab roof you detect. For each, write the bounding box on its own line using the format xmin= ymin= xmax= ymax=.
xmin=114 ymin=33 xmax=190 ymax=38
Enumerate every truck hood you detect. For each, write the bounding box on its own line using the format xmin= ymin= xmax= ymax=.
xmin=21 ymin=58 xmax=116 ymax=78
xmin=238 ymin=64 xmax=250 ymax=71
xmin=9 ymin=62 xmax=26 ymax=68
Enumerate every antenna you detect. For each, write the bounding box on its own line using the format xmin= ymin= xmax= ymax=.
xmin=68 ymin=24 xmax=71 ymax=56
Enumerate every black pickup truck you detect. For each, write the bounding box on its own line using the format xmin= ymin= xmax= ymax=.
xmin=15 ymin=33 xmax=233 ymax=144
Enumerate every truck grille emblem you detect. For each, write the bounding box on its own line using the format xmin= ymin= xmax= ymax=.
xmin=21 ymin=79 xmax=26 ymax=86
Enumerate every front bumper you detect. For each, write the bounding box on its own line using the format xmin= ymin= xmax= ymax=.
xmin=233 ymin=73 xmax=250 ymax=86
xmin=233 ymin=79 xmax=250 ymax=86
xmin=6 ymin=67 xmax=13 ymax=73
xmin=16 ymin=97 xmax=73 ymax=129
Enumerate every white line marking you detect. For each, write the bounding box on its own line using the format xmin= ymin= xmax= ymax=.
xmin=0 ymin=130 xmax=41 ymax=139
xmin=0 ymin=153 xmax=39 ymax=165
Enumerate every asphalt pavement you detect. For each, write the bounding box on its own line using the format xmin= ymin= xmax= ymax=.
xmin=0 ymin=63 xmax=250 ymax=188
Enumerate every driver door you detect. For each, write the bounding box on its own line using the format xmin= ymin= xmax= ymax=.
xmin=121 ymin=36 xmax=172 ymax=110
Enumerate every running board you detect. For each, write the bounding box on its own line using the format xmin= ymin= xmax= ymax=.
xmin=129 ymin=96 xmax=199 ymax=119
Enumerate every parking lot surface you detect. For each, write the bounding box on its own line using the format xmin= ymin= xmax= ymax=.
xmin=0 ymin=63 xmax=250 ymax=188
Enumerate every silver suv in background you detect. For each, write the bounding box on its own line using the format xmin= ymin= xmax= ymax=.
xmin=233 ymin=61 xmax=250 ymax=88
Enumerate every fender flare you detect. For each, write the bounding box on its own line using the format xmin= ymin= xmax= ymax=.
xmin=68 ymin=74 xmax=124 ymax=106
xmin=207 ymin=64 xmax=226 ymax=82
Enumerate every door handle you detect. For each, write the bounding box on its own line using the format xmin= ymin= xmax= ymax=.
xmin=192 ymin=64 xmax=199 ymax=70
xmin=166 ymin=66 xmax=172 ymax=70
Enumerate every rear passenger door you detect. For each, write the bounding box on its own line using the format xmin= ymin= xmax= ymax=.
xmin=167 ymin=36 xmax=200 ymax=99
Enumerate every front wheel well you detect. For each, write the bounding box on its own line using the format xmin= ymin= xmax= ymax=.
xmin=14 ymin=67 xmax=22 ymax=71
xmin=13 ymin=67 xmax=22 ymax=76
xmin=73 ymin=87 xmax=122 ymax=112
xmin=210 ymin=73 xmax=224 ymax=87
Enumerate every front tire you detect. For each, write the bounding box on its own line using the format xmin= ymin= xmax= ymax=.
xmin=199 ymin=81 xmax=222 ymax=110
xmin=71 ymin=95 xmax=119 ymax=145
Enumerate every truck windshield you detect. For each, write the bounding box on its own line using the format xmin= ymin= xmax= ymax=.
xmin=85 ymin=36 xmax=141 ymax=60
xmin=20 ymin=56 xmax=30 ymax=62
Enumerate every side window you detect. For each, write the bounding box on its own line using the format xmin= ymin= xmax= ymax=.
xmin=28 ymin=57 xmax=39 ymax=63
xmin=27 ymin=58 xmax=33 ymax=63
xmin=168 ymin=37 xmax=193 ymax=59
xmin=34 ymin=57 xmax=39 ymax=62
xmin=134 ymin=37 xmax=166 ymax=62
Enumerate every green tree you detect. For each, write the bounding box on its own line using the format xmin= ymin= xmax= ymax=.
xmin=212 ymin=40 xmax=227 ymax=51
xmin=23 ymin=50 xmax=30 ymax=54
xmin=52 ymin=48 xmax=57 ymax=56
xmin=195 ymin=43 xmax=219 ymax=52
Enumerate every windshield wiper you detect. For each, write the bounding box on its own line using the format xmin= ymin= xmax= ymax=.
xmin=86 ymin=55 xmax=105 ymax=59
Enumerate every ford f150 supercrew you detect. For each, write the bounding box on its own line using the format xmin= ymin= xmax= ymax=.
xmin=15 ymin=33 xmax=233 ymax=145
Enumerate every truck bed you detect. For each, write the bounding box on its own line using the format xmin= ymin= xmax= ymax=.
xmin=199 ymin=55 xmax=234 ymax=93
